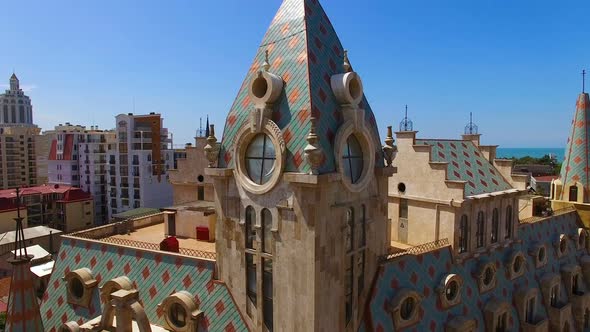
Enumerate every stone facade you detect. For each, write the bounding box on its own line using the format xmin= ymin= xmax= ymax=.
xmin=169 ymin=136 xmax=214 ymax=204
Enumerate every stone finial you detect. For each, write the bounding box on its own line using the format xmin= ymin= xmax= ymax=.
xmin=304 ymin=117 xmax=323 ymax=175
xmin=204 ymin=124 xmax=219 ymax=167
xmin=263 ymin=50 xmax=271 ymax=72
xmin=383 ymin=126 xmax=397 ymax=167
xmin=343 ymin=50 xmax=351 ymax=73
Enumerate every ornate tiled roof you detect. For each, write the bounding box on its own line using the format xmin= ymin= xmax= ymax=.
xmin=559 ymin=93 xmax=590 ymax=201
xmin=417 ymin=139 xmax=512 ymax=196
xmin=218 ymin=0 xmax=383 ymax=174
xmin=363 ymin=211 xmax=583 ymax=331
xmin=5 ymin=257 xmax=44 ymax=332
xmin=40 ymin=237 xmax=247 ymax=332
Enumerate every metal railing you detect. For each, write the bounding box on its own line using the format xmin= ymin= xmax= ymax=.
xmin=380 ymin=238 xmax=450 ymax=262
xmin=71 ymin=232 xmax=216 ymax=260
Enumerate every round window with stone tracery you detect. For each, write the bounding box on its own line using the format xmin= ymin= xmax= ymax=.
xmin=245 ymin=133 xmax=276 ymax=185
xmin=445 ymin=279 xmax=459 ymax=302
xmin=483 ymin=266 xmax=495 ymax=286
xmin=342 ymin=135 xmax=364 ymax=184
xmin=400 ymin=297 xmax=415 ymax=320
xmin=169 ymin=302 xmax=187 ymax=328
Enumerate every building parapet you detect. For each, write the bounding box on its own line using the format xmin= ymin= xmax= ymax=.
xmin=520 ymin=206 xmax=577 ymax=224
xmin=68 ymin=217 xmax=216 ymax=261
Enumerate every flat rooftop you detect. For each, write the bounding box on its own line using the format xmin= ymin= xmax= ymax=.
xmin=107 ymin=223 xmax=216 ymax=254
xmin=70 ymin=214 xmax=216 ymax=260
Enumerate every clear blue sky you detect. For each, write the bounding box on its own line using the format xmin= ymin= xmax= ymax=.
xmin=1 ymin=0 xmax=588 ymax=148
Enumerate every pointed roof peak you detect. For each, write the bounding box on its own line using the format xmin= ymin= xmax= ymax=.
xmin=10 ymin=72 xmax=18 ymax=80
xmin=559 ymin=91 xmax=590 ymax=202
xmin=218 ymin=0 xmax=382 ymax=173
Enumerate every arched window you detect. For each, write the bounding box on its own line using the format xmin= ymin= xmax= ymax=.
xmin=569 ymin=186 xmax=579 ymax=202
xmin=2 ymin=105 xmax=7 ymax=123
xmin=491 ymin=208 xmax=499 ymax=243
xmin=10 ymin=105 xmax=16 ymax=123
xmin=246 ymin=253 xmax=256 ymax=306
xmin=505 ymin=206 xmax=513 ymax=239
xmin=263 ymin=259 xmax=273 ymax=331
xmin=262 ymin=209 xmax=272 ymax=254
xmin=459 ymin=215 xmax=469 ymax=253
xmin=245 ymin=206 xmax=255 ymax=249
xmin=18 ymin=105 xmax=24 ymax=122
xmin=476 ymin=211 xmax=485 ymax=248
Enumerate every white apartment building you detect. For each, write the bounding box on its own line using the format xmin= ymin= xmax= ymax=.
xmin=45 ymin=123 xmax=116 ymax=224
xmin=107 ymin=113 xmax=173 ymax=219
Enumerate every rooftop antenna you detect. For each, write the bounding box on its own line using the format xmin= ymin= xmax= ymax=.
xmin=464 ymin=112 xmax=478 ymax=135
xmin=583 ymin=69 xmax=586 ymax=93
xmin=399 ymin=104 xmax=413 ymax=131
xmin=199 ymin=117 xmax=202 ymax=137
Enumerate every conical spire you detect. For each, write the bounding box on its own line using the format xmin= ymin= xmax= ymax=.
xmin=218 ymin=0 xmax=383 ymax=174
xmin=559 ymin=91 xmax=590 ymax=202
xmin=5 ymin=188 xmax=44 ymax=332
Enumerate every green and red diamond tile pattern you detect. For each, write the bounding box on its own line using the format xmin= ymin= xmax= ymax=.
xmin=417 ymin=139 xmax=512 ymax=196
xmin=559 ymin=93 xmax=590 ymax=199
xmin=41 ymin=238 xmax=247 ymax=332
xmin=362 ymin=211 xmax=582 ymax=331
xmin=219 ymin=0 xmax=383 ymax=174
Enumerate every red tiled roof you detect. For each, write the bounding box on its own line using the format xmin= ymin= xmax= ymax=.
xmin=0 ymin=198 xmax=19 ymax=212
xmin=0 ymin=184 xmax=75 ymax=199
xmin=60 ymin=187 xmax=92 ymax=202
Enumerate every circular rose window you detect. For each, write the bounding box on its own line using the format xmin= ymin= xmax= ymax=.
xmin=342 ymin=135 xmax=363 ymax=184
xmin=245 ymin=134 xmax=276 ymax=185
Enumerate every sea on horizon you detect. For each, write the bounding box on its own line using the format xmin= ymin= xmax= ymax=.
xmin=496 ymin=148 xmax=564 ymax=162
